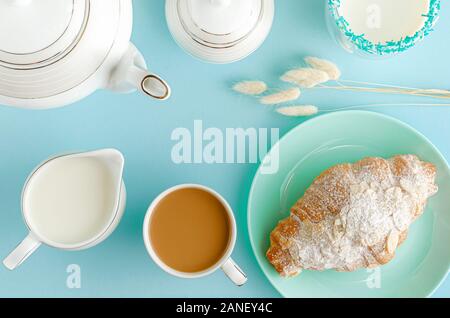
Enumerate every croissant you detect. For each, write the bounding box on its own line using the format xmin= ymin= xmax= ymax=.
xmin=267 ymin=155 xmax=438 ymax=277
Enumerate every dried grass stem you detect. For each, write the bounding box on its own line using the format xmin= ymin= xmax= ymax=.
xmin=315 ymin=82 xmax=450 ymax=100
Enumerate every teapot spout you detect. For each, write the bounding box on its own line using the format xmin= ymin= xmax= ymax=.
xmin=140 ymin=74 xmax=171 ymax=100
xmin=109 ymin=44 xmax=171 ymax=100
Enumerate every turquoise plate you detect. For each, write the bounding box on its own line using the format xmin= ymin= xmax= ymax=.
xmin=248 ymin=111 xmax=450 ymax=298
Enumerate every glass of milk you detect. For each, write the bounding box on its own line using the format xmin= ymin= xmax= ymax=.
xmin=326 ymin=0 xmax=441 ymax=57
xmin=2 ymin=149 xmax=126 ymax=270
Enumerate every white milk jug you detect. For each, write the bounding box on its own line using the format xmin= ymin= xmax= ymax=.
xmin=3 ymin=149 xmax=126 ymax=270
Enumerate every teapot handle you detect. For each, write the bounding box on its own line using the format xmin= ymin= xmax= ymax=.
xmin=110 ymin=43 xmax=171 ymax=100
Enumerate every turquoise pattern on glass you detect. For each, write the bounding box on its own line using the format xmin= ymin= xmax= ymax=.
xmin=328 ymin=0 xmax=441 ymax=55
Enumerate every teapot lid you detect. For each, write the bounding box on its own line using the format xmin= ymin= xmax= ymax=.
xmin=0 ymin=0 xmax=88 ymax=69
xmin=0 ymin=0 xmax=130 ymax=100
xmin=166 ymin=0 xmax=274 ymax=63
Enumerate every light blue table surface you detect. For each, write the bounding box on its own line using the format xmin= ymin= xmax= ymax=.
xmin=0 ymin=0 xmax=449 ymax=298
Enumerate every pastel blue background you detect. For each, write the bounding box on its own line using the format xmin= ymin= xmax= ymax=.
xmin=0 ymin=0 xmax=449 ymax=298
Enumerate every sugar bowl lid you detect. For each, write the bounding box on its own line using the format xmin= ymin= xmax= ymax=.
xmin=166 ymin=0 xmax=274 ymax=63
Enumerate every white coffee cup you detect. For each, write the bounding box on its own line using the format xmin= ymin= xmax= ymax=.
xmin=143 ymin=184 xmax=247 ymax=286
xmin=3 ymin=149 xmax=127 ymax=270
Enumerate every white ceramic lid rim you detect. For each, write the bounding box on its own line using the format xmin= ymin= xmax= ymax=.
xmin=0 ymin=0 xmax=130 ymax=100
xmin=0 ymin=0 xmax=89 ymax=69
xmin=177 ymin=0 xmax=263 ymax=48
xmin=166 ymin=0 xmax=274 ymax=64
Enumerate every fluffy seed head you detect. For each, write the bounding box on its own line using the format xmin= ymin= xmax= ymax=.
xmin=233 ymin=81 xmax=268 ymax=95
xmin=281 ymin=68 xmax=330 ymax=88
xmin=260 ymin=88 xmax=301 ymax=105
xmin=276 ymin=105 xmax=319 ymax=117
xmin=304 ymin=56 xmax=341 ymax=80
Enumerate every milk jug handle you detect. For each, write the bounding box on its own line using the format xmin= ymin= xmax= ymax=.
xmin=221 ymin=258 xmax=247 ymax=286
xmin=3 ymin=233 xmax=41 ymax=270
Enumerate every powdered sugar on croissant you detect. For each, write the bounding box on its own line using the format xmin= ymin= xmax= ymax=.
xmin=267 ymin=155 xmax=438 ymax=277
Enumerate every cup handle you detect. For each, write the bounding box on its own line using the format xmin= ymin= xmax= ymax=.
xmin=221 ymin=258 xmax=247 ymax=286
xmin=3 ymin=233 xmax=41 ymax=270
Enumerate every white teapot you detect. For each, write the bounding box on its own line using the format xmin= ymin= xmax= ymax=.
xmin=0 ymin=0 xmax=171 ymax=109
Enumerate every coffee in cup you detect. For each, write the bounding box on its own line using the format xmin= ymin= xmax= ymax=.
xmin=143 ymin=184 xmax=247 ymax=285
